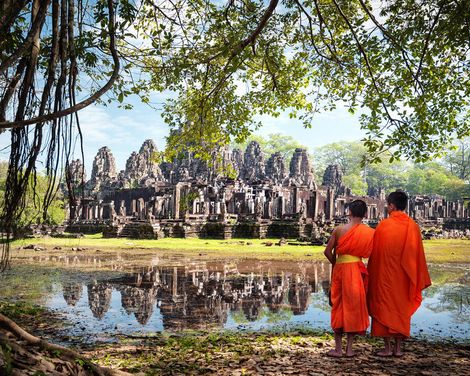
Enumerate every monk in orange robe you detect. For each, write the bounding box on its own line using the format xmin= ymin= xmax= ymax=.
xmin=368 ymin=191 xmax=431 ymax=356
xmin=324 ymin=199 xmax=374 ymax=357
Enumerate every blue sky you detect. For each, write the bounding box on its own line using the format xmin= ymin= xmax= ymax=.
xmin=0 ymin=94 xmax=365 ymax=175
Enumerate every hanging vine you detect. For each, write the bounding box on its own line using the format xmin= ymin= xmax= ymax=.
xmin=0 ymin=0 xmax=121 ymax=270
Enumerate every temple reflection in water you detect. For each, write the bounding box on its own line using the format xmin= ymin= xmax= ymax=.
xmin=60 ymin=260 xmax=332 ymax=329
xmin=62 ymin=283 xmax=83 ymax=306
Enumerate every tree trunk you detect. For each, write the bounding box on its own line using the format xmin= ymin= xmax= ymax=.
xmin=0 ymin=313 xmax=131 ymax=376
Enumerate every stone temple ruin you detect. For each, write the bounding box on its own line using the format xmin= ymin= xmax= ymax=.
xmin=64 ymin=139 xmax=470 ymax=240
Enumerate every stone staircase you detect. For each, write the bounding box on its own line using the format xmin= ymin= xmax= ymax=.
xmin=118 ymin=221 xmax=156 ymax=239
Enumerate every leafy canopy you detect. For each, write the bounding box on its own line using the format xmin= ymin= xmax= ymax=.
xmin=2 ymin=0 xmax=469 ymax=187
xmin=121 ymin=0 xmax=470 ymax=163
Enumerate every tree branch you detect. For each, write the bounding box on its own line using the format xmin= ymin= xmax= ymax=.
xmin=357 ymin=0 xmax=424 ymax=93
xmin=0 ymin=0 xmax=50 ymax=74
xmin=205 ymin=0 xmax=279 ymax=99
xmin=416 ymin=4 xmax=443 ymax=79
xmin=331 ymin=0 xmax=398 ymax=129
xmin=0 ymin=313 xmax=131 ymax=376
xmin=293 ymin=0 xmax=344 ymax=65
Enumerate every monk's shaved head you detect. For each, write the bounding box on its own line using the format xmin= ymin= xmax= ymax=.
xmin=387 ymin=191 xmax=408 ymax=211
xmin=348 ymin=199 xmax=367 ymax=218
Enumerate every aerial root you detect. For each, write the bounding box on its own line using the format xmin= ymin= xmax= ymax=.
xmin=0 ymin=313 xmax=131 ymax=376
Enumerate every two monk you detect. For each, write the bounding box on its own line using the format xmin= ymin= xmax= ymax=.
xmin=368 ymin=191 xmax=431 ymax=356
xmin=324 ymin=192 xmax=431 ymax=358
xmin=324 ymin=199 xmax=374 ymax=357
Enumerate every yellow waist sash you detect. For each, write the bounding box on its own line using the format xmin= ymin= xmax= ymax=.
xmin=336 ymin=254 xmax=362 ymax=264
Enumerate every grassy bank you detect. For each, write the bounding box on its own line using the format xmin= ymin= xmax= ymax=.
xmin=419 ymin=239 xmax=470 ymax=263
xmin=11 ymin=235 xmax=325 ymax=261
xmin=9 ymin=235 xmax=470 ymax=263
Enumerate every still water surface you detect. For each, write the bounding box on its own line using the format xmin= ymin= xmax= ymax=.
xmin=2 ymin=254 xmax=469 ymax=342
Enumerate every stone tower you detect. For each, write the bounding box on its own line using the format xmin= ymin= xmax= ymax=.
xmin=88 ymin=146 xmax=118 ymax=191
xmin=266 ymin=152 xmax=287 ymax=185
xmin=242 ymin=141 xmax=265 ymax=181
xmin=322 ymin=164 xmax=343 ymax=187
xmin=122 ymin=139 xmax=165 ymax=187
xmin=231 ymin=148 xmax=244 ymax=179
xmin=289 ymin=148 xmax=315 ymax=188
xmin=67 ymin=159 xmax=86 ymax=187
xmin=322 ymin=164 xmax=345 ymax=196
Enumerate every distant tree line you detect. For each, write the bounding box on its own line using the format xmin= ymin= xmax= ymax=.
xmin=240 ymin=134 xmax=470 ymax=201
xmin=313 ymin=138 xmax=470 ymax=200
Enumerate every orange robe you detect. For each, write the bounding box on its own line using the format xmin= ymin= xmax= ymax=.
xmin=367 ymin=211 xmax=431 ymax=337
xmin=330 ymin=223 xmax=374 ymax=334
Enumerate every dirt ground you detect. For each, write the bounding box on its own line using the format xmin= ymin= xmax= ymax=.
xmin=83 ymin=333 xmax=470 ymax=376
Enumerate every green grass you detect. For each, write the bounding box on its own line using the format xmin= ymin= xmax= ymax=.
xmin=0 ymin=301 xmax=47 ymax=323
xmin=9 ymin=235 xmax=470 ymax=263
xmin=86 ymin=328 xmax=468 ymax=375
xmin=11 ymin=235 xmax=325 ymax=260
xmin=0 ymin=265 xmax=60 ymax=301
xmin=420 ymin=239 xmax=470 ymax=263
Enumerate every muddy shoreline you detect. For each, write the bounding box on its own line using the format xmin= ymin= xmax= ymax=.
xmin=3 ymin=304 xmax=469 ymax=376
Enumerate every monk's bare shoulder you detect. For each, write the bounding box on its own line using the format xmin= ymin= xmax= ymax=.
xmin=333 ymin=224 xmax=346 ymax=237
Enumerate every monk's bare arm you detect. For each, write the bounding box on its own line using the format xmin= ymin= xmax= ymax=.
xmin=324 ymin=228 xmax=338 ymax=265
